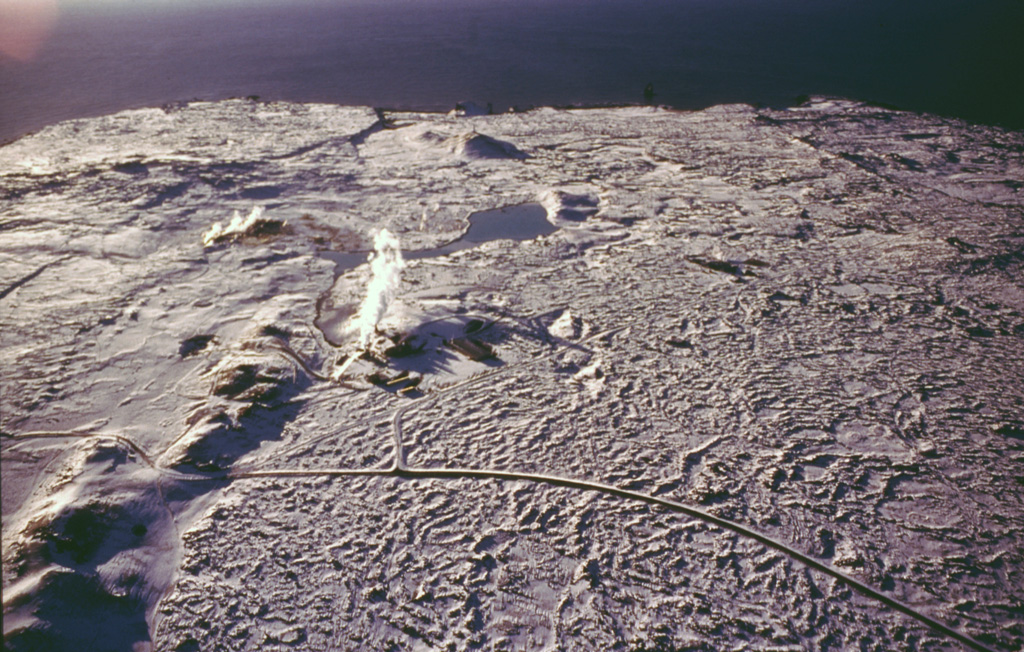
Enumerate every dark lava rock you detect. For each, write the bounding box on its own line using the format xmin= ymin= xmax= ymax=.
xmin=179 ymin=335 xmax=215 ymax=358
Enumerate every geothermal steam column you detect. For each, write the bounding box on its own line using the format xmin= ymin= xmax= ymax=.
xmin=333 ymin=228 xmax=405 ymax=379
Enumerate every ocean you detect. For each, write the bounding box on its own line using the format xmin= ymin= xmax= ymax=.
xmin=1 ymin=0 xmax=1021 ymax=142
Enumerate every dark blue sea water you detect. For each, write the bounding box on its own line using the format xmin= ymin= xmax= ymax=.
xmin=1 ymin=0 xmax=1021 ymax=142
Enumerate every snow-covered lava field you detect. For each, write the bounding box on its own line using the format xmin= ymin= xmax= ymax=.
xmin=2 ymin=98 xmax=1023 ymax=651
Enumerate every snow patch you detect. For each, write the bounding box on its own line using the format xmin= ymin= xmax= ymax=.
xmin=548 ymin=309 xmax=586 ymax=340
xmin=540 ymin=189 xmax=600 ymax=224
xmin=446 ymin=132 xmax=528 ymax=160
xmin=573 ymin=358 xmax=606 ymax=398
xmin=403 ymin=126 xmax=527 ymax=161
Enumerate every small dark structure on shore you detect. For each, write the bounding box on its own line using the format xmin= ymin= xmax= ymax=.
xmin=446 ymin=336 xmax=495 ymax=361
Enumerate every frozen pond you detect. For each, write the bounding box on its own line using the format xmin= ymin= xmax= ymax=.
xmin=321 ymin=203 xmax=556 ymax=274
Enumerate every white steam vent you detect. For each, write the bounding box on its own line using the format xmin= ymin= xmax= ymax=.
xmin=354 ymin=228 xmax=405 ymax=348
xmin=202 ymin=205 xmax=284 ymax=247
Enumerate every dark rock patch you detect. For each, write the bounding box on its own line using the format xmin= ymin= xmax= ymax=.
xmin=179 ymin=335 xmax=215 ymax=358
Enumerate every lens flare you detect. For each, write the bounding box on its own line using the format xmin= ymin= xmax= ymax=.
xmin=0 ymin=0 xmax=58 ymax=62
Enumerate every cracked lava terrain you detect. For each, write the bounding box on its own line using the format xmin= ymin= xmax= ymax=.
xmin=2 ymin=98 xmax=1023 ymax=651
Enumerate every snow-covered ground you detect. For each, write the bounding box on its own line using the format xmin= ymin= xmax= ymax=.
xmin=2 ymin=98 xmax=1023 ymax=651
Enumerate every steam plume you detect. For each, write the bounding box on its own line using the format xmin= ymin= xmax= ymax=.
xmin=203 ymin=206 xmax=274 ymax=247
xmin=355 ymin=228 xmax=405 ymax=348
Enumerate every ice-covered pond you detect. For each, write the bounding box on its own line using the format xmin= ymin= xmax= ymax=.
xmin=320 ymin=203 xmax=555 ymax=274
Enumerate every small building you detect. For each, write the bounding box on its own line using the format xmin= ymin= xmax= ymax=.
xmin=446 ymin=336 xmax=495 ymax=361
